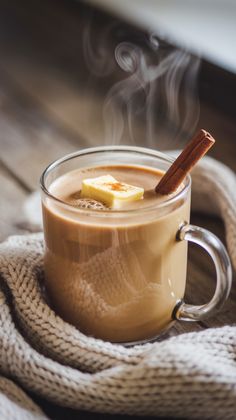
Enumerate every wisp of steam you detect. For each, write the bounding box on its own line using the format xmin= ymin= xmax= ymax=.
xmin=83 ymin=19 xmax=200 ymax=149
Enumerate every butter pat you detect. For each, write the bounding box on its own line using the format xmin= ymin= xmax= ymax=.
xmin=81 ymin=174 xmax=144 ymax=209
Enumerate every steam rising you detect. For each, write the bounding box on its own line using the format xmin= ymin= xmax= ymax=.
xmin=83 ymin=16 xmax=117 ymax=77
xmin=83 ymin=21 xmax=200 ymax=148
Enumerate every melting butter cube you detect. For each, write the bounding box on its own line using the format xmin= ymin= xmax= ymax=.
xmin=81 ymin=174 xmax=144 ymax=209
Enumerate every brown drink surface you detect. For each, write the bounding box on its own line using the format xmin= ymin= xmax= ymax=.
xmin=43 ymin=165 xmax=190 ymax=342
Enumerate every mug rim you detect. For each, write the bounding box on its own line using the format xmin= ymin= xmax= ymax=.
xmin=40 ymin=145 xmax=191 ymax=217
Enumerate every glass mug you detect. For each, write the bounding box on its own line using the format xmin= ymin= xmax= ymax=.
xmin=40 ymin=146 xmax=232 ymax=345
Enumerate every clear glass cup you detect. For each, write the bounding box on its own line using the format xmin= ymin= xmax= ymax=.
xmin=40 ymin=146 xmax=232 ymax=345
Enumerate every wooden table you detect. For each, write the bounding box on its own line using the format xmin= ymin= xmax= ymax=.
xmin=0 ymin=0 xmax=235 ymax=418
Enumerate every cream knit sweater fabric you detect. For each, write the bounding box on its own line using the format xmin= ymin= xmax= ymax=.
xmin=0 ymin=155 xmax=236 ymax=420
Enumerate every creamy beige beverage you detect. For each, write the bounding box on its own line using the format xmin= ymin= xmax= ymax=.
xmin=42 ymin=164 xmax=190 ymax=343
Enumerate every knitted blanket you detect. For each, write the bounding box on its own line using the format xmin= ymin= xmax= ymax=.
xmin=0 ymin=155 xmax=236 ymax=420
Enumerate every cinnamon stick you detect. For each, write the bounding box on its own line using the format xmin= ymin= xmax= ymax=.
xmin=155 ymin=129 xmax=215 ymax=195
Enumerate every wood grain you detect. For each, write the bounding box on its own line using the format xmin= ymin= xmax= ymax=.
xmin=0 ymin=165 xmax=29 ymax=241
xmin=0 ymin=70 xmax=82 ymax=190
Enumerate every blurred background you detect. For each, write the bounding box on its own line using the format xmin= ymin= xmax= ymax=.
xmin=0 ymin=1 xmax=235 ymax=418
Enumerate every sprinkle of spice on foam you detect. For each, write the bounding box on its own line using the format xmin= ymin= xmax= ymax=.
xmin=104 ymin=182 xmax=133 ymax=192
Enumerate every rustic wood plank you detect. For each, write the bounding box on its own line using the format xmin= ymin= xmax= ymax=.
xmin=0 ymin=164 xmax=30 ymax=242
xmin=0 ymin=52 xmax=147 ymax=148
xmin=0 ymin=58 xmax=107 ymax=145
xmin=0 ymin=70 xmax=86 ymax=191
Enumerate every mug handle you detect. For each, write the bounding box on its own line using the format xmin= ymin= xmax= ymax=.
xmin=173 ymin=223 xmax=232 ymax=322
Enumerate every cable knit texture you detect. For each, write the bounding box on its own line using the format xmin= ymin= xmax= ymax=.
xmin=0 ymin=155 xmax=236 ymax=419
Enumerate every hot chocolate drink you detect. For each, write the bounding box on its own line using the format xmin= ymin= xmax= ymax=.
xmin=42 ymin=164 xmax=190 ymax=343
